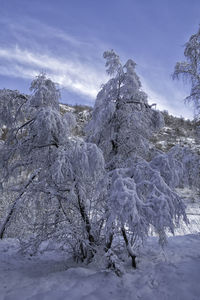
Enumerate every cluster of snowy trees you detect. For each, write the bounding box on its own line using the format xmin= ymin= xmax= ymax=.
xmin=1 ymin=42 xmax=199 ymax=273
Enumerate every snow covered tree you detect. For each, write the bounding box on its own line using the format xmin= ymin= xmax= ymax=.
xmin=102 ymin=50 xmax=147 ymax=102
xmin=0 ymin=74 xmax=66 ymax=239
xmin=173 ymin=26 xmax=200 ymax=119
xmin=0 ymin=74 xmax=106 ymax=262
xmin=86 ymin=50 xmax=164 ymax=163
xmin=87 ymin=51 xmax=188 ymax=270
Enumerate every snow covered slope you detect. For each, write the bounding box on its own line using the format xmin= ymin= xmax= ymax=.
xmin=0 ymin=235 xmax=200 ymax=300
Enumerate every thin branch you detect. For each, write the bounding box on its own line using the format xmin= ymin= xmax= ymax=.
xmin=0 ymin=173 xmax=37 ymax=239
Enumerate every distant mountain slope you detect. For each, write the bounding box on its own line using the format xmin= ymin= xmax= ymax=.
xmin=150 ymin=110 xmax=200 ymax=154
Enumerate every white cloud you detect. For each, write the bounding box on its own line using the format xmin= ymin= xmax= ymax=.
xmin=0 ymin=17 xmax=109 ymax=101
xmin=0 ymin=16 xmax=194 ymax=118
xmin=0 ymin=46 xmax=107 ymax=99
xmin=142 ymin=78 xmax=193 ymax=119
xmin=0 ymin=45 xmax=193 ymax=118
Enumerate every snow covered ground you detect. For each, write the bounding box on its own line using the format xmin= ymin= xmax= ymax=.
xmin=0 ymin=188 xmax=199 ymax=300
xmin=175 ymin=188 xmax=200 ymax=235
xmin=0 ymin=234 xmax=200 ymax=300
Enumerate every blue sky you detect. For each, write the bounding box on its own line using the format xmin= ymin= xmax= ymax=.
xmin=0 ymin=0 xmax=200 ymax=119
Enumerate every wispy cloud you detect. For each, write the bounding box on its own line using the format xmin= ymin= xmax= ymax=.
xmin=142 ymin=78 xmax=193 ymax=119
xmin=0 ymin=43 xmax=193 ymax=118
xmin=0 ymin=16 xmax=110 ymax=101
xmin=0 ymin=16 xmax=84 ymax=45
xmin=0 ymin=16 xmax=194 ymax=118
xmin=0 ymin=46 xmax=107 ymax=98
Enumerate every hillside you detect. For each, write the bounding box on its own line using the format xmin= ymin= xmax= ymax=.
xmin=59 ymin=103 xmax=200 ymax=154
xmin=151 ymin=110 xmax=200 ymax=154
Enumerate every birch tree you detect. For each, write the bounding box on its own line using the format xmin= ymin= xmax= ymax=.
xmin=173 ymin=26 xmax=200 ymax=119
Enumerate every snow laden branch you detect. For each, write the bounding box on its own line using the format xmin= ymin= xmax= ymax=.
xmin=173 ymin=26 xmax=200 ymax=119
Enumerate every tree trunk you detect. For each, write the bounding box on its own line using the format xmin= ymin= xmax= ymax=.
xmin=75 ymin=183 xmax=96 ymax=261
xmin=121 ymin=227 xmax=136 ymax=268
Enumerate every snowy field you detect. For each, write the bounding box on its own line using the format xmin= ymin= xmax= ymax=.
xmin=1 ymin=190 xmax=200 ymax=300
xmin=0 ymin=234 xmax=200 ymax=300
